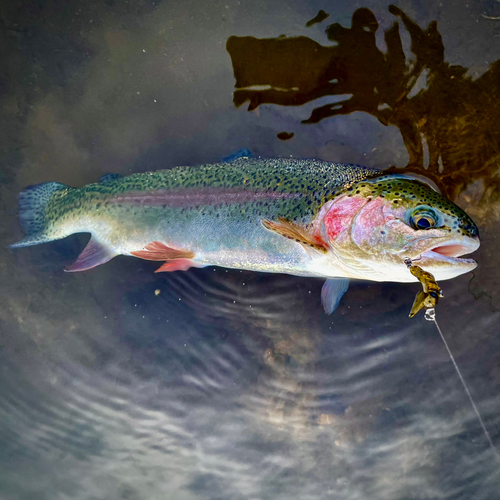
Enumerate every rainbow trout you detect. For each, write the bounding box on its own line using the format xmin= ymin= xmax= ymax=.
xmin=10 ymin=157 xmax=479 ymax=313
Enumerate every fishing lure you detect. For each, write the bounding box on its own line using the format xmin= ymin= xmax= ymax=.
xmin=404 ymin=258 xmax=443 ymax=318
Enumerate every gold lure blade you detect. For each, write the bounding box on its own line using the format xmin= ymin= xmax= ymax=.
xmin=409 ymin=290 xmax=427 ymax=318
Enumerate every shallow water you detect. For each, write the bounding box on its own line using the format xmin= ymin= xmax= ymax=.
xmin=1 ymin=1 xmax=500 ymax=499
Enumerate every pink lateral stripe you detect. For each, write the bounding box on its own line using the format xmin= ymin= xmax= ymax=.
xmin=108 ymin=188 xmax=299 ymax=208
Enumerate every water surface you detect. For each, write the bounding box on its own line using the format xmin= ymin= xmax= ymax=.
xmin=1 ymin=1 xmax=500 ymax=498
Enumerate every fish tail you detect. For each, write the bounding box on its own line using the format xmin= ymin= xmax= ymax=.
xmin=9 ymin=181 xmax=71 ymax=248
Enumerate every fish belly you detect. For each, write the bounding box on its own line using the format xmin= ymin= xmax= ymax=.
xmin=94 ymin=204 xmax=314 ymax=276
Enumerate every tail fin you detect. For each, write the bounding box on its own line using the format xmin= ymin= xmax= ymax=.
xmin=10 ymin=181 xmax=69 ymax=248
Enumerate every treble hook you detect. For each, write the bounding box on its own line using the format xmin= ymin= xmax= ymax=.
xmin=404 ymin=258 xmax=444 ymax=318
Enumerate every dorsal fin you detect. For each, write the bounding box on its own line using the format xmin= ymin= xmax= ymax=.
xmin=221 ymin=149 xmax=253 ymax=162
xmin=99 ymin=173 xmax=122 ymax=183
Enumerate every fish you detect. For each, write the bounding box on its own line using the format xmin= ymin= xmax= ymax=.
xmin=9 ymin=157 xmax=479 ymax=314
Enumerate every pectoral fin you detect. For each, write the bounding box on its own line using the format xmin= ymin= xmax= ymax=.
xmin=130 ymin=241 xmax=196 ymax=273
xmin=261 ymin=217 xmax=328 ymax=253
xmin=321 ymin=278 xmax=349 ymax=314
xmin=65 ymin=237 xmax=117 ymax=272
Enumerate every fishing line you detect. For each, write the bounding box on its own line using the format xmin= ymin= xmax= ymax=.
xmin=424 ymin=307 xmax=500 ymax=461
xmin=405 ymin=258 xmax=498 ymax=461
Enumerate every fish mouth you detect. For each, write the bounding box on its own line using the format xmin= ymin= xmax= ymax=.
xmin=419 ymin=239 xmax=479 ymax=266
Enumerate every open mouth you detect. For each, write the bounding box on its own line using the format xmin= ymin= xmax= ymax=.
xmin=421 ymin=242 xmax=478 ymax=265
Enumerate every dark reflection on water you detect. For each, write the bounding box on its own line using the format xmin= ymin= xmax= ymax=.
xmin=227 ymin=5 xmax=500 ymax=201
xmin=1 ymin=1 xmax=500 ymax=499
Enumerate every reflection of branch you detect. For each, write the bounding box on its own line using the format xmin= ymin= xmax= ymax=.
xmin=397 ymin=64 xmax=424 ymax=103
xmin=482 ymin=14 xmax=500 ymax=20
xmin=227 ymin=6 xmax=500 ymax=201
xmin=233 ymin=81 xmax=341 ymax=110
xmin=302 ymin=95 xmax=381 ymax=124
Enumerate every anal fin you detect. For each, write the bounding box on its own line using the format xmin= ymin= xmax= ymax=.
xmin=261 ymin=217 xmax=328 ymax=253
xmin=130 ymin=241 xmax=196 ymax=273
xmin=321 ymin=278 xmax=349 ymax=314
xmin=65 ymin=237 xmax=117 ymax=272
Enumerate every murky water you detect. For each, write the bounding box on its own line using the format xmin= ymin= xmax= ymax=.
xmin=1 ymin=1 xmax=500 ymax=499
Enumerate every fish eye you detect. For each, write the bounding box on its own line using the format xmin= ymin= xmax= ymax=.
xmin=407 ymin=206 xmax=440 ymax=230
xmin=429 ymin=291 xmax=439 ymax=299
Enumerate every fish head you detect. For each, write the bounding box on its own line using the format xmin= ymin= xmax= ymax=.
xmin=318 ymin=175 xmax=479 ymax=282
